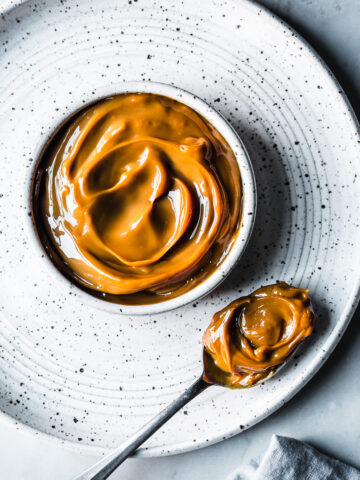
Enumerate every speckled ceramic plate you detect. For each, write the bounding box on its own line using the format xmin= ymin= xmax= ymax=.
xmin=1 ymin=0 xmax=360 ymax=457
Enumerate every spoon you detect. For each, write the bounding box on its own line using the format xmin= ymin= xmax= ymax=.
xmin=73 ymin=373 xmax=210 ymax=480
xmin=73 ymin=358 xmax=286 ymax=480
xmin=74 ymin=282 xmax=315 ymax=480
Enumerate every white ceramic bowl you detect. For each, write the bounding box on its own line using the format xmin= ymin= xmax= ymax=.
xmin=29 ymin=81 xmax=257 ymax=315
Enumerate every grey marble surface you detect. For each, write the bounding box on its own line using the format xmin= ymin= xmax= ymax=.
xmin=2 ymin=0 xmax=360 ymax=478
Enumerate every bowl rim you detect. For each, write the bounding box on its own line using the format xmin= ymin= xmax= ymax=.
xmin=28 ymin=81 xmax=257 ymax=315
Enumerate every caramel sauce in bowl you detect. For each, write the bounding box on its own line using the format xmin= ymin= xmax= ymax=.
xmin=30 ymin=82 xmax=256 ymax=314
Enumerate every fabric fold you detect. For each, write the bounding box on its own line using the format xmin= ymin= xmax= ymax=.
xmin=227 ymin=435 xmax=360 ymax=480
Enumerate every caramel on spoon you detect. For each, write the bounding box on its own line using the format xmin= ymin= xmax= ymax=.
xmin=73 ymin=282 xmax=315 ymax=480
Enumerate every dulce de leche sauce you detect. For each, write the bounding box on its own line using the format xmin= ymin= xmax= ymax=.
xmin=32 ymin=93 xmax=242 ymax=305
xmin=202 ymin=282 xmax=315 ymax=388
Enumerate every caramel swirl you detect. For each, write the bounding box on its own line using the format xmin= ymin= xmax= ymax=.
xmin=202 ymin=282 xmax=315 ymax=388
xmin=33 ymin=93 xmax=241 ymax=303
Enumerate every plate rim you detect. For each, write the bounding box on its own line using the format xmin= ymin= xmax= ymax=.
xmin=0 ymin=0 xmax=360 ymax=458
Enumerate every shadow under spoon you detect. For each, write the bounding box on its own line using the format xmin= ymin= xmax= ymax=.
xmin=73 ymin=375 xmax=210 ymax=480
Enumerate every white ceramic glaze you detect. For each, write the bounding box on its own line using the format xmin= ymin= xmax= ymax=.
xmin=0 ymin=0 xmax=360 ymax=458
xmin=28 ymin=81 xmax=257 ymax=316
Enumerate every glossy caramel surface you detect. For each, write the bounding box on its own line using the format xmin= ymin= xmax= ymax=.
xmin=32 ymin=93 xmax=242 ymax=304
xmin=202 ymin=282 xmax=315 ymax=388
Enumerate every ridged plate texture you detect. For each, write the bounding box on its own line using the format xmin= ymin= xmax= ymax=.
xmin=0 ymin=0 xmax=360 ymax=456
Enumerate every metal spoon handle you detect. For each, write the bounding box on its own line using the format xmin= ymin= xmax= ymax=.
xmin=74 ymin=376 xmax=209 ymax=480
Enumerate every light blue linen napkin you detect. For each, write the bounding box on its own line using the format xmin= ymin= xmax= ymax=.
xmin=228 ymin=435 xmax=360 ymax=480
